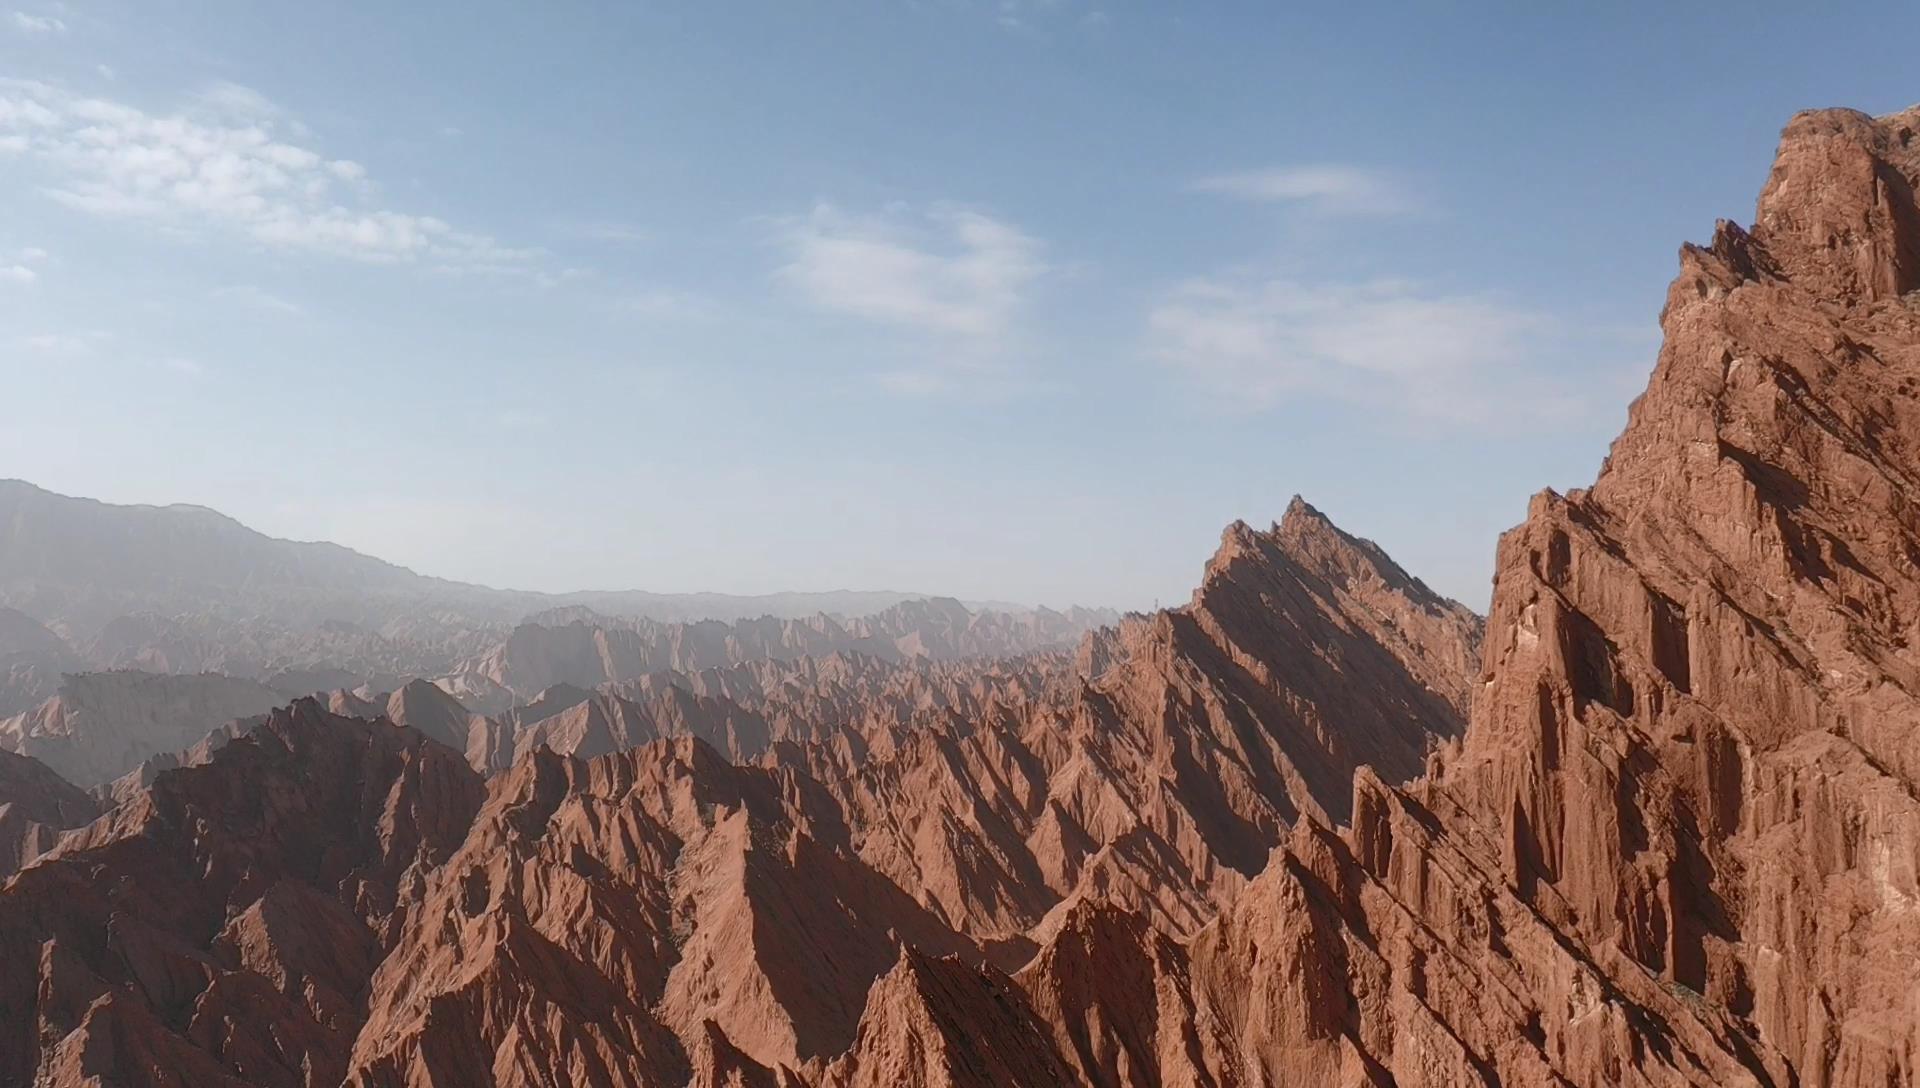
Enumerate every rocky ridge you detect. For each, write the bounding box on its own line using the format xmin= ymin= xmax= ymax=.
xmin=0 ymin=486 xmax=1477 ymax=1086
xmin=1 ymin=101 xmax=1915 ymax=1088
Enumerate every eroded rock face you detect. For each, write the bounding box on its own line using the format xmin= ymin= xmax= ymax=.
xmin=6 ymin=101 xmax=1912 ymax=1088
xmin=437 ymin=600 xmax=1114 ymax=712
xmin=986 ymin=103 xmax=1920 ymax=1088
xmin=0 ymin=748 xmax=93 ymax=880
xmin=0 ymin=482 xmax=1456 ymax=1087
xmin=1451 ymin=104 xmax=1920 ymax=1084
xmin=0 ymin=700 xmax=485 ymax=1087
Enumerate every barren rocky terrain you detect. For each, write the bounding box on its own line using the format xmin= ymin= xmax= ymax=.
xmin=2 ymin=103 xmax=1918 ymax=1086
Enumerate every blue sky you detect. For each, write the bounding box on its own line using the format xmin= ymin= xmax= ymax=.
xmin=3 ymin=2 xmax=1917 ymax=610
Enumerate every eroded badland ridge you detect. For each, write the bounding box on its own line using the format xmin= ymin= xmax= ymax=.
xmin=1 ymin=104 xmax=1918 ymax=1086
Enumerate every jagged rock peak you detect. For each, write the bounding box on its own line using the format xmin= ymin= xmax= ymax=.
xmin=1201 ymin=496 xmax=1473 ymax=618
xmin=1751 ymin=104 xmax=1920 ymax=302
xmin=1449 ymin=101 xmax=1920 ymax=1085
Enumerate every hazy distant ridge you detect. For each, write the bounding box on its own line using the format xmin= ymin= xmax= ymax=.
xmin=0 ymin=479 xmax=1024 ymax=634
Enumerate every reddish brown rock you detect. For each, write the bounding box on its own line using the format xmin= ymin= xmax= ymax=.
xmin=0 ymin=748 xmax=93 ymax=879
xmin=1448 ymin=104 xmax=1920 ymax=1085
xmin=15 ymin=102 xmax=1920 ymax=1088
xmin=0 ymin=700 xmax=484 ymax=1087
xmin=821 ymin=948 xmax=1075 ymax=1088
xmin=439 ymin=600 xmax=1112 ymax=712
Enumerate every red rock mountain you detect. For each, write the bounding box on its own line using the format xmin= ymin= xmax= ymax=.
xmin=436 ymin=600 xmax=1112 ymax=712
xmin=0 ymin=749 xmax=93 ymax=880
xmin=0 ymin=480 xmax=1477 ymax=1085
xmin=962 ymin=102 xmax=1920 ymax=1086
xmin=0 ymin=478 xmax=1105 ymax=718
xmin=0 ymin=701 xmax=484 ymax=1087
xmin=5 ymin=103 xmax=1919 ymax=1088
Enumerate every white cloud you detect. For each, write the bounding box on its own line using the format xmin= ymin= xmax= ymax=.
xmin=777 ymin=203 xmax=1046 ymax=338
xmin=192 ymin=81 xmax=282 ymax=121
xmin=9 ymin=11 xmax=66 ymax=34
xmin=0 ymin=79 xmax=532 ymax=269
xmin=0 ymin=243 xmax=42 ymax=281
xmin=158 ymin=356 xmax=204 ymax=377
xmin=1149 ymin=274 xmax=1584 ymax=424
xmin=1193 ymin=165 xmax=1412 ymax=216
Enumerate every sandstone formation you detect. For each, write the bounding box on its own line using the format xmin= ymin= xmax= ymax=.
xmin=0 ymin=749 xmax=93 ymax=880
xmin=0 ymin=701 xmax=485 ymax=1087
xmin=435 ymin=600 xmax=1111 ymax=712
xmin=0 ymin=596 xmax=1101 ymax=792
xmin=2 ymin=101 xmax=1915 ymax=1088
xmin=1442 ymin=103 xmax=1920 ymax=1082
xmin=0 ymin=482 xmax=1475 ymax=1086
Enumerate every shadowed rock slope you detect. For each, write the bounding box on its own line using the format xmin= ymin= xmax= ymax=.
xmin=988 ymin=102 xmax=1920 ymax=1087
xmin=0 ymin=749 xmax=93 ymax=880
xmin=436 ymin=599 xmax=1111 ymax=712
xmin=0 ymin=701 xmax=485 ymax=1087
xmin=0 ymin=491 xmax=1478 ymax=1086
xmin=10 ymin=99 xmax=1913 ymax=1088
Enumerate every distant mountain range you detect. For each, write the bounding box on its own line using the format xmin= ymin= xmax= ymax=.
xmin=0 ymin=479 xmax=1117 ymax=782
xmin=0 ymin=479 xmax=1112 ymax=709
xmin=0 ymin=478 xmax=1031 ymax=637
xmin=3 ymin=100 xmax=1919 ymax=1088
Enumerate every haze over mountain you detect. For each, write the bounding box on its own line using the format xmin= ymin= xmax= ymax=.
xmin=2 ymin=101 xmax=1918 ymax=1087
xmin=0 ymin=479 xmax=1021 ymax=636
xmin=0 ymin=480 xmax=1119 ymax=792
xmin=0 ymin=480 xmax=1484 ymax=1086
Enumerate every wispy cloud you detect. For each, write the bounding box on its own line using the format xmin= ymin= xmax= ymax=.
xmin=0 ymin=245 xmax=42 ymax=283
xmin=1148 ymin=273 xmax=1586 ymax=425
xmin=987 ymin=0 xmax=1105 ymax=35
xmin=566 ymin=220 xmax=651 ymax=244
xmin=9 ymin=11 xmax=66 ymax=34
xmin=498 ymin=409 xmax=550 ymax=430
xmin=191 ymin=81 xmax=283 ymax=122
xmin=777 ymin=203 xmax=1047 ymax=338
xmin=211 ymin=284 xmax=303 ymax=314
xmin=618 ymin=286 xmax=716 ymax=321
xmin=0 ymin=79 xmax=534 ymax=269
xmin=18 ymin=329 xmax=106 ymax=353
xmin=1193 ymin=164 xmax=1413 ymax=216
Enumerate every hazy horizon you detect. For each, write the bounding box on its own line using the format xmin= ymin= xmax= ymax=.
xmin=0 ymin=477 xmax=1061 ymax=611
xmin=6 ymin=3 xmax=1919 ymax=610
